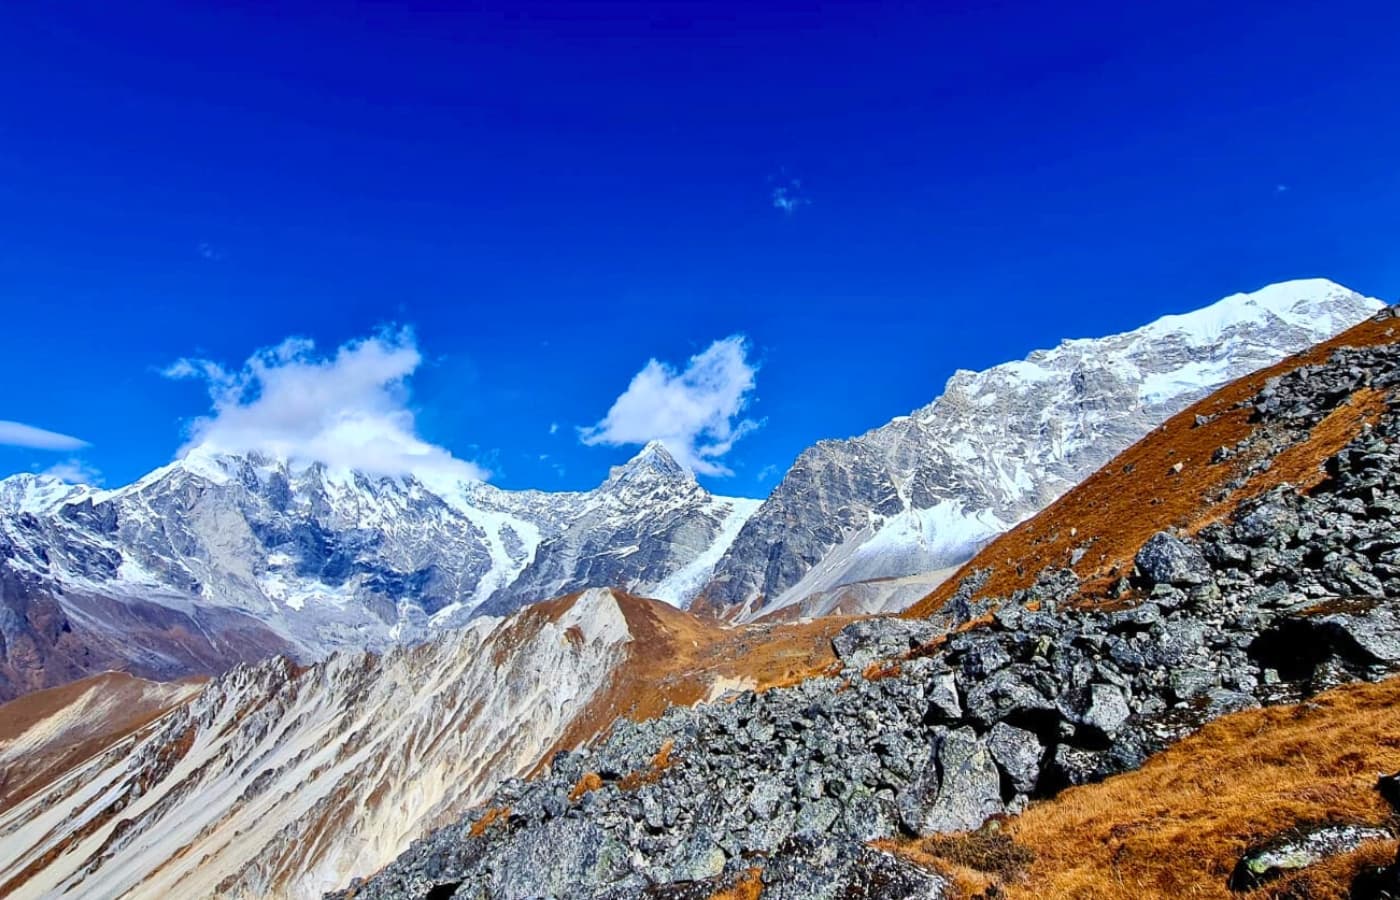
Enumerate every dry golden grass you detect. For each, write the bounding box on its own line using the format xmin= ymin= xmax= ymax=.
xmin=707 ymin=866 xmax=763 ymax=900
xmin=534 ymin=592 xmax=851 ymax=769
xmin=892 ymin=675 xmax=1400 ymax=899
xmin=567 ymin=772 xmax=603 ymax=803
xmin=905 ymin=315 xmax=1400 ymax=620
xmin=467 ymin=805 xmax=511 ymax=838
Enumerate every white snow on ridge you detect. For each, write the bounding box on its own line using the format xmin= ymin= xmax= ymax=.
xmin=648 ymin=497 xmax=762 ymax=607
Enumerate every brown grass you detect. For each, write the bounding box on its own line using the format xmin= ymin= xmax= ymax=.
xmin=905 ymin=314 xmax=1400 ymax=619
xmin=533 ymin=593 xmax=850 ymax=770
xmin=568 ymin=772 xmax=603 ymax=803
xmin=467 ymin=805 xmax=511 ymax=838
xmin=708 ymin=866 xmax=763 ymax=900
xmin=892 ymin=675 xmax=1400 ymax=899
xmin=879 ymin=826 xmax=1035 ymax=898
xmin=619 ymin=738 xmax=676 ymax=792
xmin=863 ymin=660 xmax=904 ymax=681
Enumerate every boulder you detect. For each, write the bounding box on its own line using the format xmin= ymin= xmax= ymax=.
xmin=1136 ymin=532 xmax=1212 ymax=587
xmin=898 ymin=727 xmax=1003 ymax=836
xmin=833 ymin=618 xmax=940 ymax=669
xmin=1229 ymin=823 xmax=1393 ymax=891
xmin=1081 ymin=683 xmax=1132 ymax=740
xmin=987 ymin=722 xmax=1043 ymax=795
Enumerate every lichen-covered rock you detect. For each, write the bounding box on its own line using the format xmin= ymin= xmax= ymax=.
xmin=987 ymin=722 xmax=1043 ymax=795
xmin=1136 ymin=532 xmax=1213 ymax=587
xmin=832 ymin=618 xmax=940 ymax=669
xmin=1229 ymin=824 xmax=1393 ymax=891
xmin=899 ymin=728 xmax=1003 ymax=836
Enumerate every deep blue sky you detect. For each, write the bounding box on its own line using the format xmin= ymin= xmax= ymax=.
xmin=2 ymin=0 xmax=1398 ymax=495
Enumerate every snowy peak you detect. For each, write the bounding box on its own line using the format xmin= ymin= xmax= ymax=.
xmin=701 ymin=278 xmax=1385 ymax=619
xmin=0 ymin=474 xmax=90 ymax=515
xmin=1140 ymin=277 xmax=1372 ymax=341
xmin=600 ymin=441 xmax=693 ymax=493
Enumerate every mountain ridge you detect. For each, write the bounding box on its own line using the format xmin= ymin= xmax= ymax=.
xmin=697 ymin=277 xmax=1384 ymax=620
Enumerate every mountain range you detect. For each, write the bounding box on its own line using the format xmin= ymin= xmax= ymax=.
xmin=1 ymin=284 xmax=1397 ymax=899
xmin=0 ymin=279 xmax=1382 ymax=701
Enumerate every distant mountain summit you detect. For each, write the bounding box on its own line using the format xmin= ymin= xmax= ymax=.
xmin=697 ymin=278 xmax=1384 ymax=620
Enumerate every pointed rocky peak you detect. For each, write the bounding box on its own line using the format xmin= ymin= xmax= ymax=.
xmin=599 ymin=441 xmax=696 ymax=494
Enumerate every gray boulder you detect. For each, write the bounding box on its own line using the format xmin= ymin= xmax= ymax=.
xmin=1136 ymin=532 xmax=1212 ymax=587
xmin=832 ymin=618 xmax=940 ymax=669
xmin=1229 ymin=824 xmax=1393 ymax=891
xmin=987 ymin=722 xmax=1043 ymax=795
xmin=898 ymin=727 xmax=1003 ymax=835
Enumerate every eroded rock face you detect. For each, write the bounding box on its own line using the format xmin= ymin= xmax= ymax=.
xmin=336 ymin=341 xmax=1400 ymax=900
xmin=0 ymin=589 xmax=638 ymax=900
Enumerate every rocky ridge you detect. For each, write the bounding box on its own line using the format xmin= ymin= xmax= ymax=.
xmin=339 ymin=335 xmax=1400 ymax=899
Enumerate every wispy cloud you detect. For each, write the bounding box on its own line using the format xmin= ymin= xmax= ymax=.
xmin=1275 ymin=184 xmax=1289 ymax=193
xmin=756 ymin=463 xmax=779 ymax=482
xmin=42 ymin=457 xmax=103 ymax=485
xmin=197 ymin=241 xmax=224 ymax=261
xmin=549 ymin=422 xmax=560 ymax=435
xmin=163 ymin=328 xmax=489 ymax=483
xmin=580 ymin=336 xmax=761 ymax=476
xmin=770 ymin=173 xmax=810 ymax=214
xmin=0 ymin=420 xmax=89 ymax=451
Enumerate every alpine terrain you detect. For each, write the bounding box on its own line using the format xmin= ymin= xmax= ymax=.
xmin=698 ymin=278 xmax=1383 ymax=620
xmin=0 ymin=281 xmax=1397 ymax=900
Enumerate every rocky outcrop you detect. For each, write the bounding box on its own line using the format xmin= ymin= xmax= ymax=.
xmin=337 ymin=340 xmax=1400 ymax=899
xmin=700 ymin=279 xmax=1382 ymax=620
xmin=479 ymin=444 xmax=759 ymax=616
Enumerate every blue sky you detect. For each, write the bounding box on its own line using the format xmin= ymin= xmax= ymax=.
xmin=2 ymin=0 xmax=1398 ymax=496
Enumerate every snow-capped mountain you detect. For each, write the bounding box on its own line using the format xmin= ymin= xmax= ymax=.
xmin=0 ymin=443 xmax=754 ymax=700
xmin=698 ymin=278 xmax=1385 ymax=620
xmin=479 ymin=442 xmax=760 ymax=615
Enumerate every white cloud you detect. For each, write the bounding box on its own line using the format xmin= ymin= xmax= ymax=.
xmin=42 ymin=458 xmax=103 ymax=484
xmin=580 ymin=336 xmax=761 ymax=476
xmin=756 ymin=463 xmax=779 ymax=482
xmin=0 ymin=420 xmax=89 ymax=451
xmin=549 ymin=422 xmax=560 ymax=435
xmin=770 ymin=174 xmax=810 ymax=214
xmin=164 ymin=328 xmax=489 ymax=483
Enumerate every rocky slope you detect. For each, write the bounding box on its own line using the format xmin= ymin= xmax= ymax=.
xmin=0 ymin=442 xmax=754 ymax=701
xmin=338 ymin=310 xmax=1400 ymax=898
xmin=698 ymin=278 xmax=1383 ymax=621
xmin=0 ymin=589 xmax=636 ymax=899
xmin=0 ymin=588 xmax=847 ymax=900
